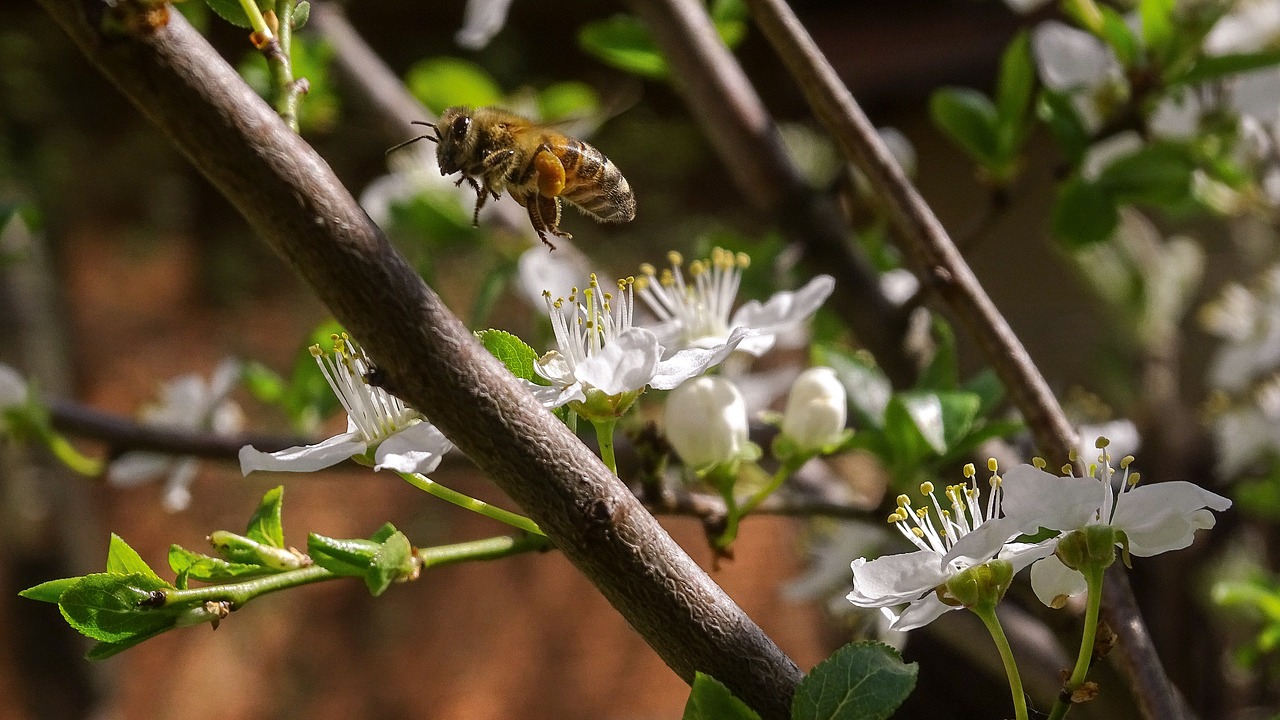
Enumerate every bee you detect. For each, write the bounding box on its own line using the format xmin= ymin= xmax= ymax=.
xmin=388 ymin=106 xmax=636 ymax=249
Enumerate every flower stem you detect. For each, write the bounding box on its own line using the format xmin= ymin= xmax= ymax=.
xmin=419 ymin=533 xmax=554 ymax=569
xmin=972 ymin=603 xmax=1030 ymax=720
xmin=592 ymin=418 xmax=618 ymax=475
xmin=738 ymin=457 xmax=803 ymax=516
xmin=164 ymin=563 xmax=332 ymax=607
xmin=44 ymin=432 xmax=103 ymax=476
xmin=236 ymin=0 xmax=273 ymax=40
xmin=397 ymin=471 xmax=545 ymax=536
xmin=1047 ymin=566 xmax=1106 ymax=720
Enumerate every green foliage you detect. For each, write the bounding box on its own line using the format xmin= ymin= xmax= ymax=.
xmin=57 ymin=572 xmax=173 ymax=643
xmin=244 ymin=485 xmax=286 ymax=548
xmin=929 ymin=31 xmax=1033 ymax=184
xmin=407 ymin=58 xmax=503 ymax=115
xmin=1213 ymin=574 xmax=1280 ymax=667
xmin=477 ymin=329 xmax=543 ymax=383
xmin=682 ymin=673 xmax=761 ymax=720
xmin=792 ymin=642 xmax=918 ymax=720
xmin=106 ymin=533 xmax=165 ymax=584
xmin=244 ymin=319 xmax=344 ymax=432
xmin=203 ymin=0 xmax=264 ymax=29
xmin=1052 ymin=143 xmax=1197 ymax=247
xmin=536 ymin=82 xmax=602 ymax=122
xmin=1173 ymin=49 xmax=1280 ymax=87
xmin=308 ymin=524 xmax=416 ymax=596
xmin=579 ymin=1 xmax=747 ymax=81
xmin=168 ymin=545 xmax=274 ymax=589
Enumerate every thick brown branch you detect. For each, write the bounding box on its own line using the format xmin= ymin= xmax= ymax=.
xmin=37 ymin=3 xmax=802 ymax=716
xmin=625 ymin=0 xmax=918 ymax=388
xmin=738 ymin=0 xmax=1187 ymax=718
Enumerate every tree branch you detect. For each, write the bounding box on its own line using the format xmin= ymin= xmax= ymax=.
xmin=36 ymin=3 xmax=802 ymax=716
xmin=737 ymin=0 xmax=1187 ymax=717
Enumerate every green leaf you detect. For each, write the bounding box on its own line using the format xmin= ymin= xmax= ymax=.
xmin=477 ymin=329 xmax=542 ymax=383
xmin=1139 ymin=0 xmax=1176 ymax=62
xmin=406 ymin=58 xmax=503 ymax=116
xmin=366 ymin=530 xmax=415 ymax=596
xmin=308 ymin=532 xmax=381 ymax=578
xmin=106 ymin=534 xmax=166 ymax=585
xmin=369 ymin=522 xmax=399 ymax=544
xmin=1098 ymin=6 xmax=1140 ymax=67
xmin=291 ymin=0 xmax=310 ymax=29
xmin=204 ymin=0 xmax=263 ymax=29
xmin=19 ymin=577 xmax=83 ymax=604
xmin=792 ymin=642 xmax=918 ymax=720
xmin=208 ymin=531 xmax=301 ymax=571
xmin=1096 ymin=143 xmax=1196 ymax=206
xmin=895 ymin=392 xmax=950 ymax=455
xmin=963 ymin=369 xmax=1005 ymax=418
xmin=168 ymin=545 xmax=274 ymax=587
xmin=915 ymin=317 xmax=957 ymax=391
xmin=1052 ymin=177 xmax=1118 ymax=248
xmin=929 ymin=88 xmax=1000 ymax=166
xmin=57 ymin=573 xmax=174 ymax=643
xmin=244 ymin=486 xmax=286 ymax=548
xmin=682 ymin=672 xmax=761 ymax=720
xmin=711 ymin=0 xmax=749 ymax=48
xmin=537 ymin=82 xmax=602 ymax=122
xmin=995 ymin=31 xmax=1035 ymax=158
xmin=1172 ymin=49 xmax=1280 ymax=86
xmin=469 ymin=261 xmax=517 ymax=328
xmin=882 ymin=396 xmax=936 ymax=467
xmin=579 ymin=15 xmax=669 ymax=80
xmin=933 ymin=391 xmax=982 ymax=449
xmin=242 ymin=361 xmax=286 ymax=403
xmin=85 ymin=629 xmax=172 ymax=661
xmin=1037 ymin=90 xmax=1090 ymax=165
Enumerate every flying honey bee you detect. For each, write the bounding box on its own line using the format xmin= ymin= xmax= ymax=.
xmin=388 ymin=106 xmax=636 ymax=249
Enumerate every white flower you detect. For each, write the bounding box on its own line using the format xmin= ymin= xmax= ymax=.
xmin=107 ymin=358 xmax=244 ymax=512
xmin=516 ymin=242 xmax=591 ymax=311
xmin=1031 ymin=20 xmax=1124 ymax=131
xmin=848 ymin=465 xmax=1042 ymax=630
xmin=526 ymin=274 xmax=748 ymax=414
xmin=1202 ymin=265 xmax=1280 ymax=393
xmin=239 ymin=336 xmax=452 ymax=476
xmin=455 ymin=0 xmax=515 ymax=51
xmin=1203 ymin=0 xmax=1280 ymax=57
xmin=780 ymin=367 xmax=848 ymax=454
xmin=664 ymin=376 xmax=751 ymax=471
xmin=0 ymin=363 xmax=27 ymax=412
xmin=635 ymin=248 xmax=834 ymax=357
xmin=949 ymin=443 xmax=1231 ymax=608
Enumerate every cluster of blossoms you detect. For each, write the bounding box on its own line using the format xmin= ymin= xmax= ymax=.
xmin=849 ymin=440 xmax=1231 ymax=630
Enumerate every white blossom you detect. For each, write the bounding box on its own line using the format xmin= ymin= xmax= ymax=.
xmin=664 ymin=376 xmax=751 ymax=471
xmin=780 ymin=367 xmax=848 ymax=454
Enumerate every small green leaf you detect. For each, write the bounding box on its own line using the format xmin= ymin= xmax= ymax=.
xmin=57 ymin=573 xmax=174 ymax=643
xmin=85 ymin=630 xmax=171 ymax=661
xmin=896 ymin=392 xmax=948 ymax=455
xmin=369 ymin=522 xmax=399 ymax=544
xmin=406 ymin=58 xmax=503 ymax=116
xmin=209 ymin=531 xmax=301 ymax=571
xmin=242 ymin=361 xmax=286 ymax=403
xmin=1037 ymin=90 xmax=1090 ymax=165
xmin=308 ymin=532 xmax=381 ymax=578
xmin=168 ymin=545 xmax=274 ymax=586
xmin=106 ymin=534 xmax=166 ymax=585
xmin=20 ymin=577 xmax=83 ymax=604
xmin=1052 ymin=177 xmax=1118 ymax=248
xmin=963 ymin=369 xmax=1005 ymax=418
xmin=579 ymin=15 xmax=669 ymax=80
xmin=203 ymin=0 xmax=262 ymax=29
xmin=477 ymin=329 xmax=542 ymax=383
xmin=1098 ymin=6 xmax=1140 ymax=67
xmin=995 ymin=31 xmax=1035 ymax=158
xmin=1172 ymin=49 xmax=1280 ymax=86
xmin=366 ymin=530 xmax=415 ymax=596
xmin=882 ymin=396 xmax=935 ymax=467
xmin=537 ymin=82 xmax=601 ymax=122
xmin=791 ymin=641 xmax=918 ymax=720
xmin=244 ymin=486 xmax=286 ymax=548
xmin=683 ymin=672 xmax=761 ymax=720
xmin=929 ymin=88 xmax=1000 ymax=166
xmin=291 ymin=0 xmax=310 ymax=29
xmin=1139 ymin=0 xmax=1176 ymax=62
xmin=915 ymin=317 xmax=958 ymax=391
xmin=1096 ymin=143 xmax=1196 ymax=206
xmin=934 ymin=391 xmax=982 ymax=449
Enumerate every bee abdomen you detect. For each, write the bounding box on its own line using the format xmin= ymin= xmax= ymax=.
xmin=559 ymin=140 xmax=636 ymax=224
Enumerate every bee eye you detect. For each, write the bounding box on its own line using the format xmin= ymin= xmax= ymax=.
xmin=450 ymin=115 xmax=471 ymax=138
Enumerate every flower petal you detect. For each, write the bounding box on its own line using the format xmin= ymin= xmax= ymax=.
xmin=575 ymin=328 xmax=660 ymax=395
xmin=848 ymin=550 xmax=950 ymax=607
xmin=999 ymin=465 xmax=1104 ymax=533
xmin=942 ymin=516 xmax=1022 ymax=569
xmin=161 ymin=458 xmax=200 ymax=513
xmin=728 ymin=275 xmax=834 ymax=357
xmin=889 ymin=594 xmax=956 ymax=631
xmin=107 ymin=452 xmax=174 ymax=487
xmin=649 ymin=327 xmax=750 ymax=391
xmin=521 ymin=378 xmax=584 ymax=409
xmin=1112 ymin=482 xmax=1231 ymax=556
xmin=373 ymin=422 xmax=454 ymax=474
xmin=1029 ymin=555 xmax=1088 ymax=607
xmin=239 ymin=432 xmax=366 ymax=475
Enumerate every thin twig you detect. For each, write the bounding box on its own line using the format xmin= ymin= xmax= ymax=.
xmin=738 ymin=0 xmax=1187 ymax=718
xmin=37 ymin=4 xmax=802 ymax=716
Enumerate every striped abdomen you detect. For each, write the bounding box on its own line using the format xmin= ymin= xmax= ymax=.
xmin=552 ymin=138 xmax=636 ymax=223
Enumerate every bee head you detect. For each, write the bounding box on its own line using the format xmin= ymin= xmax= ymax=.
xmin=433 ymin=106 xmax=475 ymax=175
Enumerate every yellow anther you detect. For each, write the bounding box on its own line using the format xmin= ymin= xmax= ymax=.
xmin=639 ymin=263 xmax=656 ymax=276
xmin=1120 ymin=455 xmax=1134 ymax=469
xmin=1096 ymin=436 xmax=1110 ymax=449
xmin=990 ymin=474 xmax=1002 ymax=488
xmin=308 ymin=345 xmax=323 ymax=357
xmin=1068 ymin=448 xmax=1079 ymax=462
xmin=1032 ymin=457 xmax=1047 ymax=469
xmin=689 ymin=259 xmax=706 ymax=276
xmin=1061 ymin=464 xmax=1073 ymax=475
xmin=987 ymin=457 xmax=998 ymax=472
xmin=660 ymin=269 xmax=675 ymax=287
xmin=668 ymin=251 xmax=683 ymax=266
xmin=887 ymin=512 xmax=901 ymax=524
xmin=912 ymin=527 xmax=925 ymax=538
xmin=542 ymin=289 xmax=552 ymax=298
xmin=633 ymin=276 xmax=650 ymax=291
xmin=1089 ymin=463 xmax=1098 ymax=476
xmin=920 ymin=481 xmax=934 ymax=494
xmin=736 ymin=252 xmax=750 ymax=268
xmin=1129 ymin=472 xmax=1141 ymax=486
xmin=896 ymin=494 xmax=911 ymax=507
xmin=963 ymin=463 xmax=976 ymax=478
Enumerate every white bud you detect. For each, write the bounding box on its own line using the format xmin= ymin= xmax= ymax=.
xmin=781 ymin=367 xmax=847 ymax=453
xmin=664 ymin=376 xmax=749 ymax=471
xmin=0 ymin=363 xmax=27 ymax=411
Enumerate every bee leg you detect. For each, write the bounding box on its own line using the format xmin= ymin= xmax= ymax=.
xmin=521 ymin=191 xmax=570 ymax=250
xmin=533 ymin=146 xmax=566 ymax=198
xmin=454 ymin=176 xmax=486 ymax=227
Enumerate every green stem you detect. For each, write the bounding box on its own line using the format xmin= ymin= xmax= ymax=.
xmin=397 ymin=471 xmax=544 ymax=536
xmin=44 ymin=432 xmax=103 ymax=476
xmin=271 ymin=0 xmax=303 ymax=131
xmin=1047 ymin=566 xmax=1106 ymax=720
xmin=235 ymin=0 xmax=273 ymax=38
xmin=593 ymin=418 xmax=618 ymax=475
xmin=972 ymin=603 xmax=1030 ymax=720
xmin=708 ymin=465 xmax=742 ymax=549
xmin=738 ymin=457 xmax=803 ymax=516
xmin=164 ymin=563 xmax=332 ymax=607
xmin=420 ymin=533 xmax=554 ymax=570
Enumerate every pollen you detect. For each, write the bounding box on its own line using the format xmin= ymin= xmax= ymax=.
xmin=667 ymin=251 xmax=683 ymax=267
xmin=920 ymin=481 xmax=934 ymax=494
xmin=987 ymin=457 xmax=998 ymax=472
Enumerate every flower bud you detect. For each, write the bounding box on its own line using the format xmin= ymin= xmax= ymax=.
xmin=941 ymin=559 xmax=1014 ymax=609
xmin=664 ymin=376 xmax=750 ymax=472
xmin=1054 ymin=525 xmax=1119 ymax=572
xmin=781 ymin=367 xmax=847 ymax=453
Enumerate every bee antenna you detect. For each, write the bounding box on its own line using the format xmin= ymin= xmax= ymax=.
xmin=410 ymin=120 xmax=437 ymax=130
xmin=385 ymin=134 xmax=437 ymax=155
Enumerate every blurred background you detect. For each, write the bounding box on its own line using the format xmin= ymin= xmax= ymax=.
xmin=1 ymin=0 xmax=1276 ymax=718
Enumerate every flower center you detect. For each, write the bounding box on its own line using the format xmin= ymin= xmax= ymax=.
xmin=887 ymin=461 xmax=1003 ymax=561
xmin=543 ymin=273 xmax=636 ymax=371
xmin=635 ymin=248 xmax=749 ymax=345
xmin=311 ymin=335 xmax=420 ymax=444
